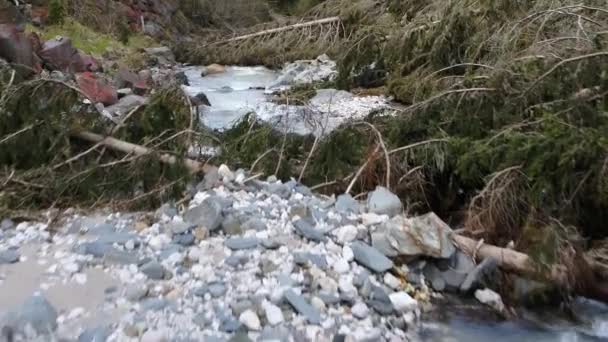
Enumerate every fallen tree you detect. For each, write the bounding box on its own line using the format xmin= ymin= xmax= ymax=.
xmin=453 ymin=234 xmax=608 ymax=303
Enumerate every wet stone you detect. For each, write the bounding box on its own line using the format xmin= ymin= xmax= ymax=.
xmin=351 ymin=241 xmax=394 ymax=273
xmin=225 ymin=237 xmax=260 ymax=250
xmin=293 ymin=219 xmax=326 ymax=242
xmin=284 ymin=290 xmax=322 ymax=325
xmin=0 ymin=249 xmax=20 ymax=264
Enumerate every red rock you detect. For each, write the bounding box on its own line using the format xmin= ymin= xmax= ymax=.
xmin=0 ymin=24 xmax=42 ymax=71
xmin=76 ymin=72 xmax=118 ymax=106
xmin=39 ymin=37 xmax=97 ymax=73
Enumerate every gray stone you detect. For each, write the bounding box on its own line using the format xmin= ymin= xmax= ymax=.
xmin=175 ymin=71 xmax=189 ymax=86
xmin=78 ymin=326 xmax=111 ymax=342
xmin=75 ymin=242 xmax=114 ymax=258
xmin=0 ymin=249 xmax=19 ymax=264
xmin=261 ymin=239 xmax=281 ymax=250
xmin=156 ymin=203 xmax=178 ymax=219
xmin=96 ymin=232 xmax=140 ymax=246
xmin=104 ymin=95 xmax=148 ymax=117
xmin=266 ymin=183 xmax=291 ymax=199
xmin=222 ymin=215 xmax=243 ymax=235
xmin=229 ymin=332 xmax=252 ymax=342
xmin=198 ymin=167 xmax=221 ymax=191
xmin=283 ymin=290 xmax=322 ymax=325
xmin=1 ymin=218 xmax=14 ymax=230
xmin=225 ymin=237 xmax=259 ymax=250
xmin=441 ymin=269 xmax=467 ymax=290
xmin=231 ymin=300 xmax=254 ymax=316
xmin=335 ymin=194 xmax=359 ymax=213
xmin=168 ymin=221 xmax=193 ymax=235
xmin=184 ymin=197 xmax=224 ymax=231
xmin=293 ymin=219 xmax=326 ymax=242
xmin=423 ymin=264 xmax=445 ymax=291
xmin=140 ymin=298 xmax=170 ymax=311
xmin=103 ymin=249 xmax=139 ymax=265
xmin=460 ymin=257 xmax=497 ymax=292
xmin=365 ymin=285 xmax=394 ymax=316
xmin=366 ymin=186 xmax=402 ymax=217
xmin=295 ymin=185 xmax=313 ymax=196
xmin=11 ymin=294 xmax=58 ymax=334
xmin=158 ymin=244 xmax=183 ymax=260
xmin=173 ymin=233 xmax=195 ymax=247
xmin=208 ymin=282 xmax=228 ymax=298
xmin=125 ymin=285 xmax=148 ymax=302
xmin=140 ymin=261 xmax=165 ymax=280
xmin=242 ymin=218 xmax=267 ymax=232
xmin=87 ymin=223 xmax=116 ymax=235
xmin=372 ymin=213 xmax=455 ymax=259
xmin=219 ymin=317 xmax=242 ymax=333
xmin=294 ymin=252 xmax=328 ymax=269
xmin=351 ymin=241 xmax=394 ymax=273
xmin=225 ymin=254 xmax=249 ymax=267
xmin=259 ymin=326 xmax=291 ymax=342
xmin=317 ymin=291 xmax=340 ymax=306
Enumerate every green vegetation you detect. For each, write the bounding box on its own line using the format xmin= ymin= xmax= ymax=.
xmin=47 ymin=0 xmax=66 ymax=25
xmin=27 ymin=19 xmax=154 ymax=57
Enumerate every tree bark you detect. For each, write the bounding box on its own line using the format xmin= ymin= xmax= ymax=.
xmin=73 ymin=131 xmax=211 ymax=174
xmin=452 ymin=234 xmax=608 ymax=303
xmin=214 ymin=17 xmax=341 ymax=44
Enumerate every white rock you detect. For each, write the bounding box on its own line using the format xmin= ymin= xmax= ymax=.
xmin=333 ymin=258 xmax=350 ymax=274
xmin=384 ymin=273 xmax=401 ymax=290
xmin=141 ymin=330 xmax=168 ymax=342
xmin=361 ymin=213 xmax=388 ymax=226
xmin=333 ymin=225 xmax=358 ymax=243
xmin=149 ymin=234 xmax=170 ymax=250
xmin=218 ymin=164 xmax=235 ymax=182
xmin=351 ymin=302 xmax=369 ymax=319
xmin=475 ymin=288 xmax=505 ymax=313
xmin=338 ymin=276 xmax=357 ymax=299
xmin=67 ymin=307 xmax=85 ymax=320
xmin=311 ymin=296 xmax=326 ymax=311
xmin=73 ymin=273 xmax=87 ymax=285
xmin=263 ymin=302 xmax=284 ymax=326
xmin=239 ymin=309 xmax=261 ymax=331
xmin=342 ymin=246 xmax=354 ymax=262
xmin=389 ymin=292 xmax=418 ymax=313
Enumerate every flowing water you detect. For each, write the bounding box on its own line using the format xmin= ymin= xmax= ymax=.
xmin=181 ymin=65 xmax=608 ymax=341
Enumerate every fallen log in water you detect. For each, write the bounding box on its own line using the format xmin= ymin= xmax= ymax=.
xmin=452 ymin=234 xmax=608 ymax=303
xmin=73 ymin=131 xmax=212 ymax=174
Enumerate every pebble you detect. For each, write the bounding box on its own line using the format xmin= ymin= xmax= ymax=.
xmin=225 ymin=237 xmax=260 ymax=250
xmin=284 ymin=289 xmax=322 ymax=325
xmin=351 ymin=241 xmax=394 ymax=273
xmin=141 ymin=329 xmax=168 ymax=342
xmin=384 ymin=273 xmax=401 ymax=290
xmin=351 ymin=302 xmax=370 ymax=319
xmin=263 ymin=302 xmax=284 ymax=325
xmin=389 ymin=292 xmax=418 ymax=314
xmin=239 ymin=309 xmax=261 ymax=331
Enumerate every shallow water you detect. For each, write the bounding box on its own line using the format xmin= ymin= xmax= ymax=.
xmin=182 ymin=66 xmax=278 ymax=130
xmin=422 ymin=297 xmax=608 ymax=341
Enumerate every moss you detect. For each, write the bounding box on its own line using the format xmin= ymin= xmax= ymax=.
xmin=27 ymin=19 xmax=154 ymax=57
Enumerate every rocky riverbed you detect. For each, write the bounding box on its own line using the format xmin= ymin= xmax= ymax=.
xmin=0 ymin=166 xmax=427 ymax=341
xmin=2 ymin=165 xmax=608 ymax=342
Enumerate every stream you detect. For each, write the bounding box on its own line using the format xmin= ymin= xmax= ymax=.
xmin=181 ymin=65 xmax=608 ymax=341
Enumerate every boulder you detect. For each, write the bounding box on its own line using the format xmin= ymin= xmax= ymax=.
xmin=116 ymin=67 xmax=149 ymax=95
xmin=144 ymin=46 xmax=175 ymax=65
xmin=201 ymin=63 xmax=226 ymax=76
xmin=76 ymin=72 xmax=118 ymax=105
xmin=367 ymin=186 xmax=402 ymax=217
xmin=351 ymin=241 xmax=394 ymax=273
xmin=0 ymin=25 xmax=41 ymax=71
xmin=104 ymin=95 xmax=148 ymax=117
xmin=190 ymin=92 xmax=211 ymax=106
xmin=371 ymin=213 xmax=455 ymax=259
xmin=39 ymin=37 xmax=96 ymax=73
